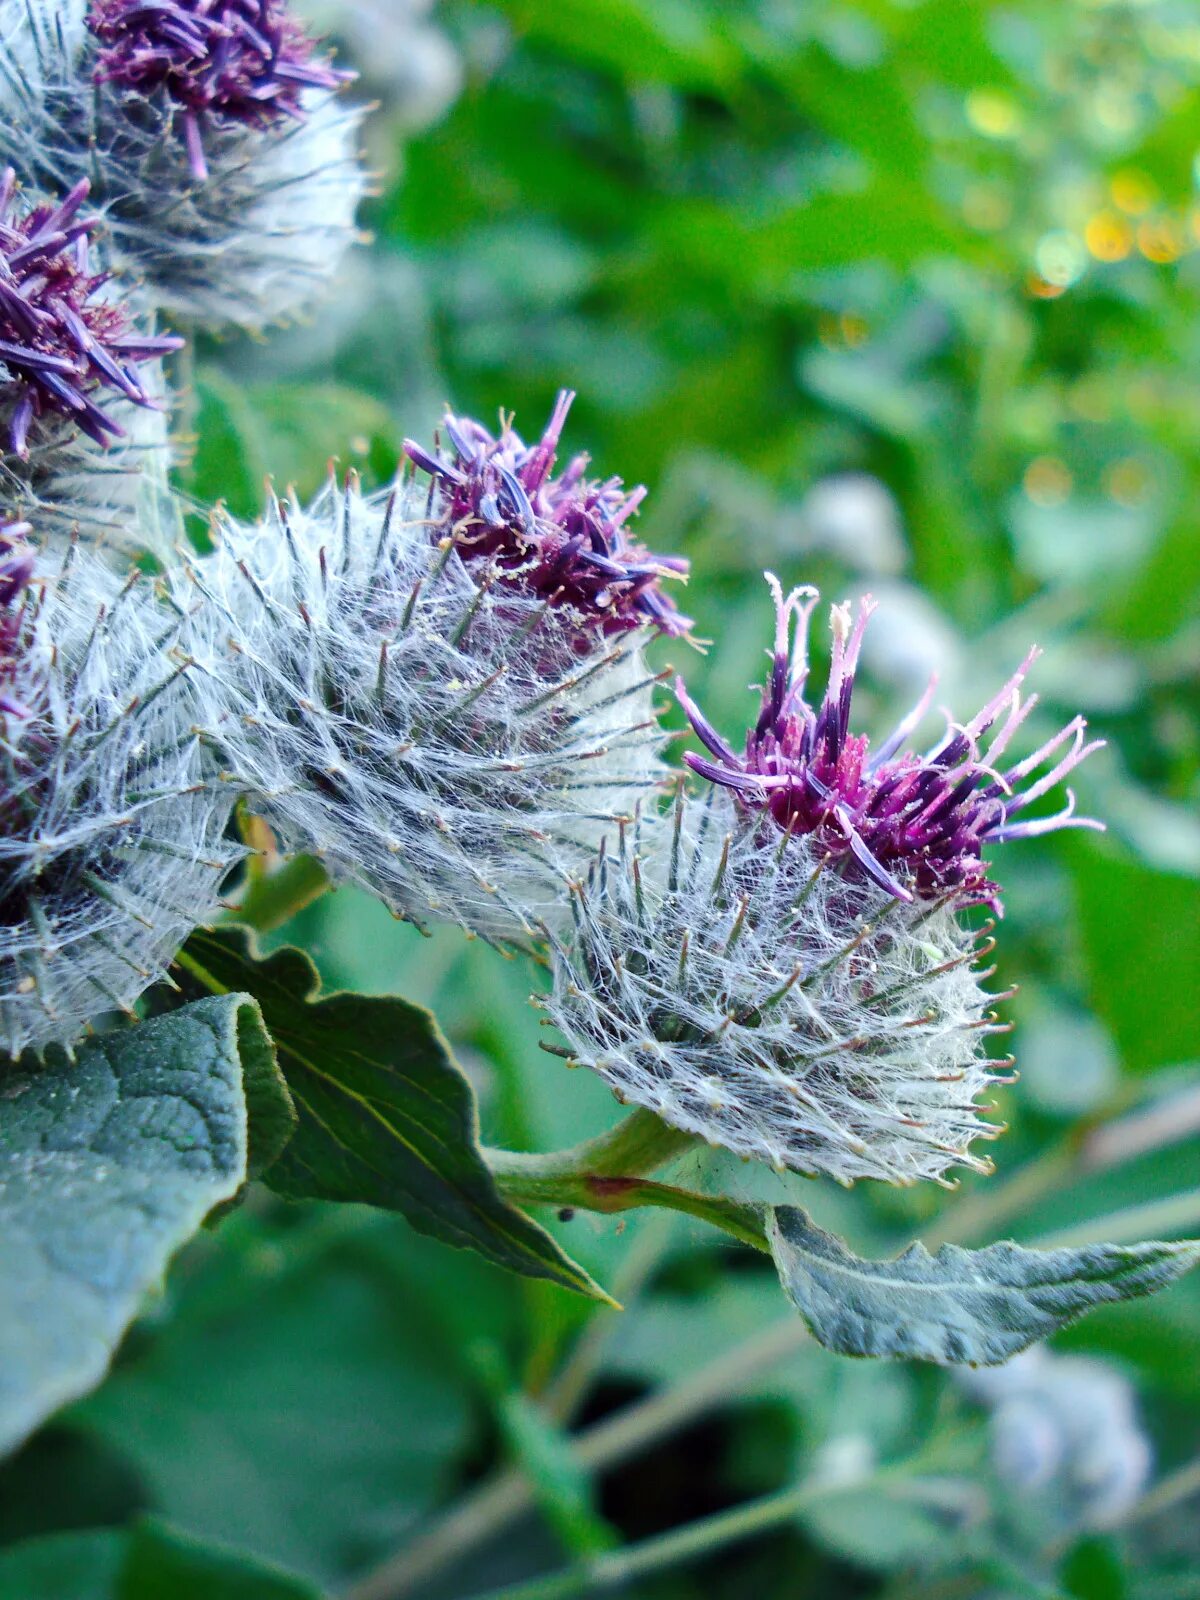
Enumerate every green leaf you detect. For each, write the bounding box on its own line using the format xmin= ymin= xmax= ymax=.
xmin=174 ymin=928 xmax=611 ymax=1302
xmin=70 ymin=1213 xmax=482 ymax=1581
xmin=119 ymin=1520 xmax=323 ymax=1600
xmin=1070 ymin=835 xmax=1200 ymax=1073
xmin=0 ymin=1531 xmax=124 ymax=1600
xmin=0 ymin=997 xmax=265 ymax=1455
xmin=768 ymin=1207 xmax=1200 ymax=1366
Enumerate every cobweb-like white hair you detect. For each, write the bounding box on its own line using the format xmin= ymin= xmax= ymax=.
xmin=3 ymin=349 xmax=180 ymax=562
xmin=183 ymin=474 xmax=669 ymax=945
xmin=0 ymin=542 xmax=241 ymax=1057
xmin=543 ymin=788 xmax=1011 ymax=1187
xmin=0 ymin=4 xmax=366 ymax=331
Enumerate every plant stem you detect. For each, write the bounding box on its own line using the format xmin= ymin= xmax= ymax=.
xmin=1034 ymin=1186 xmax=1200 ymax=1250
xmin=455 ymin=1473 xmax=839 ymax=1600
xmin=345 ymin=1082 xmax=1200 ymax=1600
xmin=484 ymin=1106 xmax=698 ymax=1187
xmin=342 ymin=1316 xmax=809 ymax=1600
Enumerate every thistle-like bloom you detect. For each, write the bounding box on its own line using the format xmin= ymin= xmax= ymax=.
xmin=0 ymin=0 xmax=365 ymax=330
xmin=544 ymin=790 xmax=1011 ymax=1186
xmin=404 ymin=390 xmax=692 ymax=639
xmin=678 ymin=576 xmax=1104 ymax=912
xmin=0 ymin=534 xmax=240 ymax=1058
xmin=88 ymin=0 xmax=354 ymax=182
xmin=187 ymin=404 xmax=686 ymax=942
xmin=0 ymin=168 xmax=179 ymax=458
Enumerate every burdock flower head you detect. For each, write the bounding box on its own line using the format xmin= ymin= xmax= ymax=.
xmin=187 ymin=393 xmax=689 ymax=944
xmin=678 ymin=576 xmax=1105 ymax=913
xmin=0 ymin=0 xmax=366 ymax=330
xmin=87 ymin=0 xmax=354 ymax=182
xmin=404 ymin=389 xmax=692 ymax=640
xmin=0 ymin=167 xmax=181 ymax=555
xmin=0 ymin=529 xmax=240 ymax=1058
xmin=0 ymin=168 xmax=178 ymax=458
xmin=543 ymin=579 xmax=1104 ymax=1187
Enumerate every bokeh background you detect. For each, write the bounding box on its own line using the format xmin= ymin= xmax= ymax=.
xmin=4 ymin=2 xmax=1199 ymax=1597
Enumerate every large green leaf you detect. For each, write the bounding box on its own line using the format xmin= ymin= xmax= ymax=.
xmin=0 ymin=997 xmax=266 ymax=1456
xmin=174 ymin=929 xmax=610 ymax=1301
xmin=119 ymin=1520 xmax=323 ymax=1600
xmin=769 ymin=1208 xmax=1200 ymax=1366
xmin=71 ymin=1211 xmax=483 ymax=1581
xmin=0 ymin=1531 xmax=123 ymax=1600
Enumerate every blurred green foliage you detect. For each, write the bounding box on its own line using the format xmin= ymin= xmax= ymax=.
xmin=7 ymin=1 xmax=1199 ymax=1596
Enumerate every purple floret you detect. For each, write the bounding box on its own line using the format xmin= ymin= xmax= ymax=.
xmin=678 ymin=574 xmax=1105 ymax=912
xmin=0 ymin=168 xmax=181 ymax=458
xmin=88 ymin=0 xmax=354 ymax=181
xmin=404 ymin=390 xmax=691 ymax=638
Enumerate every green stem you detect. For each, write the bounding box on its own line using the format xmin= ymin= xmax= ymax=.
xmin=486 ymin=1109 xmax=767 ymax=1253
xmin=1034 ymin=1186 xmax=1200 ymax=1250
xmin=485 ymin=1106 xmax=698 ymax=1186
xmin=457 ymin=1473 xmax=841 ymax=1600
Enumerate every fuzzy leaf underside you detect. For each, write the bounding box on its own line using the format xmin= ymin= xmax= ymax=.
xmin=0 ymin=997 xmax=264 ymax=1456
xmin=769 ymin=1205 xmax=1200 ymax=1367
xmin=176 ymin=928 xmax=610 ymax=1302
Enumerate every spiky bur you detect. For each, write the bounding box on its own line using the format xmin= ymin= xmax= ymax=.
xmin=678 ymin=576 xmax=1105 ymax=913
xmin=183 ymin=444 xmax=685 ymax=944
xmin=0 ymin=531 xmax=241 ymax=1059
xmin=543 ymin=789 xmax=1011 ymax=1186
xmin=0 ymin=0 xmax=365 ymax=330
xmin=0 ymin=166 xmax=182 ymax=551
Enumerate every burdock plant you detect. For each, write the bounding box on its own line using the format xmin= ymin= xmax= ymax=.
xmin=0 ymin=0 xmax=366 ymax=329
xmin=543 ymin=575 xmax=1105 ymax=1186
xmin=0 ymin=166 xmax=181 ymax=551
xmin=186 ymin=392 xmax=689 ymax=944
xmin=0 ymin=518 xmax=239 ymax=1058
xmin=0 ymin=0 xmax=1195 ymax=1496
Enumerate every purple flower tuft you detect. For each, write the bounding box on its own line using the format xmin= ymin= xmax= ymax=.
xmin=404 ymin=389 xmax=691 ymax=638
xmin=0 ymin=515 xmax=36 ymax=723
xmin=88 ymin=0 xmax=355 ymax=182
xmin=0 ymin=168 xmax=181 ymax=459
xmin=677 ymin=575 xmax=1105 ymax=912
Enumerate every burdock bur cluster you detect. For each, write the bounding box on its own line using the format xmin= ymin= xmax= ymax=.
xmin=0 ymin=0 xmax=1142 ymax=1339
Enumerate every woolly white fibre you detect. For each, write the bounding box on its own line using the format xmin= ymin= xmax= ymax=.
xmin=0 ymin=14 xmax=366 ymax=330
xmin=544 ymin=788 xmax=1010 ymax=1187
xmin=184 ymin=474 xmax=668 ymax=945
xmin=0 ymin=543 xmax=241 ymax=1057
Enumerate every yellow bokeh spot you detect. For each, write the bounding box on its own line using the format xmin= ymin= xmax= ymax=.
xmin=1103 ymin=457 xmax=1151 ymax=508
xmin=1137 ymin=214 xmax=1186 ymax=263
xmin=966 ymin=89 xmax=1021 ymax=139
xmin=1084 ymin=211 xmax=1134 ymax=261
xmin=1110 ymin=168 xmax=1158 ymax=216
xmin=1023 ymin=457 xmax=1073 ymax=507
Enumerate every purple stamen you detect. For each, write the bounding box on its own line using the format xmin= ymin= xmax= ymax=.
xmin=677 ymin=575 xmax=1106 ymax=912
xmin=0 ymin=169 xmax=182 ymax=458
xmin=87 ymin=0 xmax=354 ymax=181
xmin=404 ymin=390 xmax=692 ymax=638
